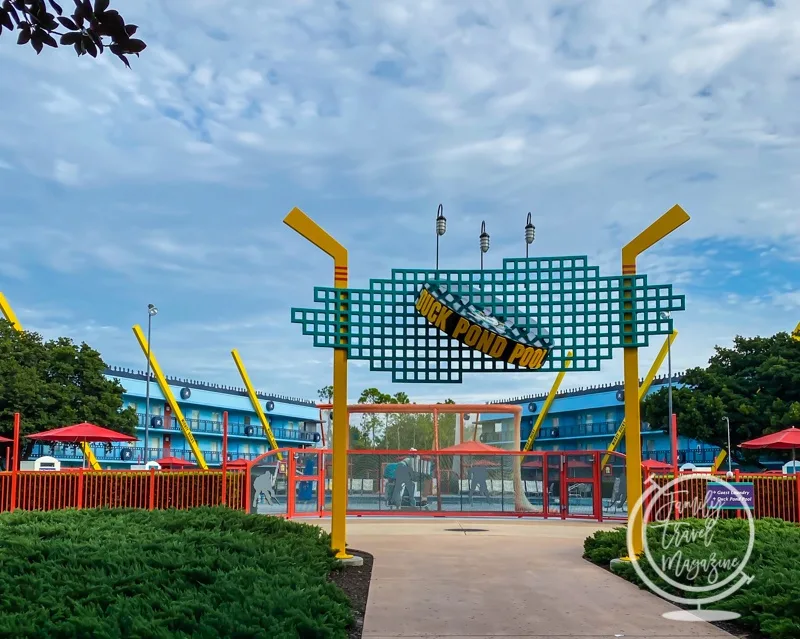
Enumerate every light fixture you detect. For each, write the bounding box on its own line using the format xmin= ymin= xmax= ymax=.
xmin=436 ymin=204 xmax=447 ymax=237
xmin=148 ymin=304 xmax=158 ymax=317
xmin=525 ymin=212 xmax=535 ymax=258
xmin=479 ymin=221 xmax=490 ymax=269
xmin=435 ymin=204 xmax=447 ymax=272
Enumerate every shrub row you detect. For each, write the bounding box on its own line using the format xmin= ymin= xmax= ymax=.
xmin=584 ymin=518 xmax=800 ymax=639
xmin=0 ymin=508 xmax=352 ymax=638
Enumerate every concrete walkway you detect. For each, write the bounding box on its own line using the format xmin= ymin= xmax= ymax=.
xmin=316 ymin=518 xmax=733 ymax=638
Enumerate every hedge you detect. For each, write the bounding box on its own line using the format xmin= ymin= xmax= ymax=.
xmin=584 ymin=518 xmax=800 ymax=639
xmin=0 ymin=508 xmax=353 ymax=638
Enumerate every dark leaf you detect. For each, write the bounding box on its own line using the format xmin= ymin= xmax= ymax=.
xmin=57 ymin=15 xmax=76 ymax=29
xmin=124 ymin=23 xmax=136 ymax=36
xmin=41 ymin=15 xmax=58 ymax=30
xmin=116 ymin=52 xmax=129 ymax=68
xmin=82 ymin=34 xmax=96 ymax=57
xmin=31 ymin=34 xmax=44 ymax=54
xmin=48 ymin=0 xmax=62 ymax=14
xmin=41 ymin=30 xmax=57 ymax=48
xmin=93 ymin=0 xmax=108 ymax=14
xmin=16 ymin=24 xmax=30 ymax=45
xmin=59 ymin=30 xmax=79 ymax=45
xmin=0 ymin=8 xmax=11 ymax=30
xmin=88 ymin=26 xmax=102 ymax=52
xmin=124 ymin=38 xmax=145 ymax=54
xmin=72 ymin=39 xmax=81 ymax=55
xmin=11 ymin=0 xmax=24 ymax=10
xmin=4 ymin=1 xmax=20 ymax=25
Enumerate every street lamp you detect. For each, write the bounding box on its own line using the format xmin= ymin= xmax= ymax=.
xmin=435 ymin=204 xmax=447 ymax=272
xmin=479 ymin=221 xmax=490 ymax=269
xmin=723 ymin=416 xmax=733 ymax=476
xmin=525 ymin=212 xmax=535 ymax=258
xmin=144 ymin=303 xmax=158 ymax=463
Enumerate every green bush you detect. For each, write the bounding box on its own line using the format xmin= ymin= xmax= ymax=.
xmin=0 ymin=508 xmax=353 ymax=638
xmin=584 ymin=518 xmax=800 ymax=639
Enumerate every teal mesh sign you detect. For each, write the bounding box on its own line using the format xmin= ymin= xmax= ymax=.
xmin=291 ymin=256 xmax=684 ymax=383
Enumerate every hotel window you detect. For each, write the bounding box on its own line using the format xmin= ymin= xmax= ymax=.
xmin=646 ymin=439 xmax=655 ymax=452
xmin=129 ymin=402 xmax=138 ymax=413
xmin=152 ymin=405 xmax=163 ymax=416
xmin=288 ymin=421 xmax=295 ymax=430
xmin=244 ymin=415 xmax=251 ymax=426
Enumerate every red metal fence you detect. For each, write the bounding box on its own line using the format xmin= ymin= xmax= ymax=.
xmin=0 ymin=469 xmax=247 ymax=513
xmin=647 ymin=469 xmax=800 ymax=523
xmin=3 ymin=449 xmax=800 ymax=524
xmin=248 ymin=449 xmax=631 ymax=521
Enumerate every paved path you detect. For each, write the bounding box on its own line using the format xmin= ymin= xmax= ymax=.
xmin=316 ymin=518 xmax=733 ymax=638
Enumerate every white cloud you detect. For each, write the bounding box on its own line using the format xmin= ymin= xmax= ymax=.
xmin=0 ymin=0 xmax=799 ymax=403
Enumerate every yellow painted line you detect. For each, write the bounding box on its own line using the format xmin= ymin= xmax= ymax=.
xmin=132 ymin=325 xmax=208 ymax=469
xmin=523 ymin=351 xmax=573 ymax=452
xmin=231 ymin=349 xmax=283 ymax=461
xmin=601 ymin=330 xmax=678 ymax=468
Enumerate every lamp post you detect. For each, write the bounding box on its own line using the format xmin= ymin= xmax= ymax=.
xmin=479 ymin=221 xmax=490 ymax=269
xmin=723 ymin=416 xmax=733 ymax=475
xmin=435 ymin=204 xmax=447 ymax=272
xmin=660 ymin=311 xmax=673 ymax=426
xmin=525 ymin=212 xmax=535 ymax=258
xmin=144 ymin=303 xmax=158 ymax=463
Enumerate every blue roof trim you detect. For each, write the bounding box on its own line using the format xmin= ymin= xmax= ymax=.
xmin=105 ymin=367 xmax=316 ymax=408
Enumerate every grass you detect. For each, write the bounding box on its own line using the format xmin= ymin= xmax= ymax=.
xmin=584 ymin=518 xmax=800 ymax=639
xmin=0 ymin=508 xmax=353 ymax=638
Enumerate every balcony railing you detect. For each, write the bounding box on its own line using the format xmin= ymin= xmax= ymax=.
xmin=135 ymin=414 xmax=316 ymax=442
xmin=28 ymin=445 xmax=267 ymax=465
xmin=482 ymin=420 xmax=622 ymax=443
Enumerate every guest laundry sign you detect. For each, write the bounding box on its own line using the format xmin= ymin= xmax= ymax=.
xmin=706 ymin=482 xmax=754 ymax=510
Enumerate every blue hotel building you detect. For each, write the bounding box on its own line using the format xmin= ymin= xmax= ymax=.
xmin=30 ymin=366 xmax=721 ymax=469
xmin=481 ymin=375 xmax=721 ymax=466
xmin=30 ymin=367 xmax=323 ymax=468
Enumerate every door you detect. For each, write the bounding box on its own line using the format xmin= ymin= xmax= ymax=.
xmin=163 ymin=435 xmax=171 ymax=457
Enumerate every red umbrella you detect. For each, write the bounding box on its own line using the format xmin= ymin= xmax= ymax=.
xmin=225 ymin=459 xmax=249 ymax=468
xmin=740 ymin=426 xmax=800 ymax=463
xmin=439 ymin=440 xmax=506 ymax=454
xmin=27 ymin=422 xmax=137 ymax=469
xmin=27 ymin=423 xmax=138 ymax=444
xmin=0 ymin=435 xmax=12 ymax=443
xmin=156 ymin=456 xmax=195 ymax=468
xmin=642 ymin=459 xmax=672 ymax=471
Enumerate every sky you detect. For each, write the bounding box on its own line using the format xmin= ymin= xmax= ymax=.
xmin=0 ymin=0 xmax=799 ymax=405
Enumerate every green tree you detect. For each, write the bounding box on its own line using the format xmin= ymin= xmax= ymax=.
xmin=643 ymin=332 xmax=800 ymax=462
xmin=0 ymin=320 xmax=137 ymax=458
xmin=317 ymin=386 xmax=333 ymax=403
xmin=0 ymin=0 xmax=146 ymax=66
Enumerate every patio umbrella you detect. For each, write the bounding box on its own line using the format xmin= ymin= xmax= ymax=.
xmin=0 ymin=435 xmax=12 ymax=443
xmin=225 ymin=459 xmax=249 ymax=468
xmin=155 ymin=456 xmax=195 ymax=468
xmin=740 ymin=426 xmax=800 ymax=464
xmin=641 ymin=459 xmax=673 ymax=471
xmin=27 ymin=422 xmax=138 ymax=468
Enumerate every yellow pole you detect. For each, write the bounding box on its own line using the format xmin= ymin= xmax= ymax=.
xmin=1 ymin=292 xmax=102 ymax=468
xmin=621 ymin=205 xmax=690 ymax=558
xmin=523 ymin=351 xmax=573 ymax=452
xmin=283 ymin=207 xmax=352 ymax=560
xmin=132 ymin=325 xmax=209 ymax=469
xmin=711 ymin=449 xmax=727 ymax=473
xmin=792 ymin=321 xmax=800 ymax=342
xmin=230 ymin=348 xmax=283 ymax=461
xmin=601 ymin=330 xmax=678 ymax=468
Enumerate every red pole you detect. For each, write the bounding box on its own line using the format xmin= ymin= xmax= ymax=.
xmin=221 ymin=411 xmax=228 ymax=506
xmin=148 ymin=467 xmax=156 ymax=511
xmin=671 ymin=413 xmax=679 ymax=521
xmin=10 ymin=412 xmax=20 ymax=513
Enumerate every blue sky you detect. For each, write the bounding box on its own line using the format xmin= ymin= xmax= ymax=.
xmin=1 ymin=0 xmax=799 ymax=404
